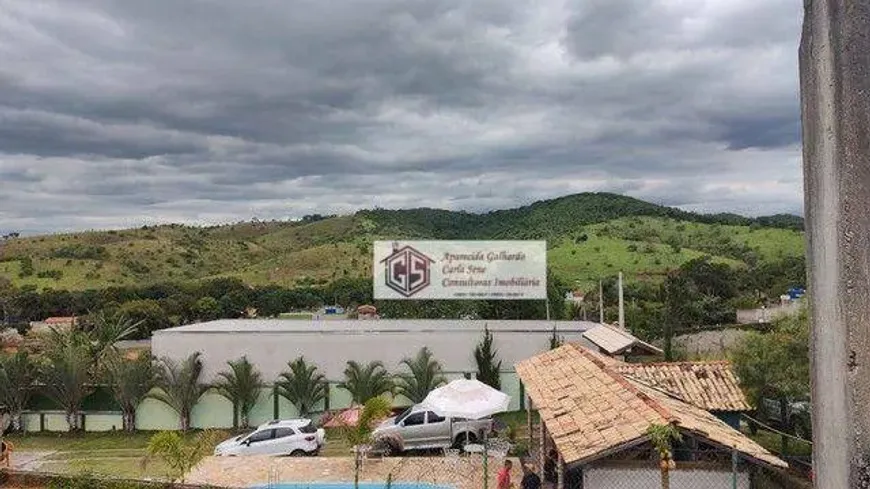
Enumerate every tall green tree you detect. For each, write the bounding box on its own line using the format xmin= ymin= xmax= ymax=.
xmin=732 ymin=307 xmax=810 ymax=436
xmin=80 ymin=311 xmax=142 ymax=364
xmin=104 ymin=351 xmax=156 ymax=432
xmin=41 ymin=312 xmax=139 ymax=431
xmin=0 ymin=351 xmax=39 ymax=431
xmin=474 ymin=326 xmax=502 ymax=390
xmin=150 ymin=352 xmax=208 ymax=431
xmin=395 ymin=347 xmax=447 ymax=403
xmin=192 ymin=296 xmax=221 ymax=322
xmin=42 ymin=336 xmax=94 ymax=431
xmin=276 ymin=356 xmax=329 ymax=418
xmin=214 ymin=356 xmax=263 ymax=429
xmin=116 ymin=299 xmax=172 ymax=337
xmin=339 ymin=361 xmax=393 ymax=405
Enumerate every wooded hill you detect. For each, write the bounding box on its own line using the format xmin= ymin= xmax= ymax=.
xmin=0 ymin=192 xmax=805 ymax=293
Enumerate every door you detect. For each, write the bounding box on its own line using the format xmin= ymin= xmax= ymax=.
xmin=262 ymin=427 xmax=303 ymax=455
xmin=242 ymin=428 xmax=276 ymax=455
xmin=399 ymin=411 xmax=428 ymax=448
xmin=424 ymin=411 xmax=450 ymax=448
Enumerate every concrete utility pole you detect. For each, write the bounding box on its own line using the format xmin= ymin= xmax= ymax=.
xmin=618 ymin=272 xmax=625 ymax=329
xmin=800 ymin=1 xmax=870 ymax=487
xmin=598 ymin=280 xmax=604 ymax=323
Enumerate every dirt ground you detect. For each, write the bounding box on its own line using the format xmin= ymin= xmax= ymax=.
xmin=187 ymin=455 xmax=519 ymax=489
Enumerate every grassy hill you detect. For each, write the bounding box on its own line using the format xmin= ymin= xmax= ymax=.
xmin=0 ymin=192 xmax=805 ymax=292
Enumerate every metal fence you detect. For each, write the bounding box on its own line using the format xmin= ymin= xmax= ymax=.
xmin=549 ymin=448 xmax=812 ymax=489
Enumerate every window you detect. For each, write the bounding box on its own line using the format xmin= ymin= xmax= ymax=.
xmin=403 ymin=412 xmax=426 ymax=426
xmin=248 ymin=429 xmax=274 ymax=443
xmin=274 ymin=428 xmax=296 ymax=439
xmin=299 ymin=423 xmax=317 ymax=434
xmin=395 ymin=407 xmax=412 ymax=424
xmin=426 ymin=412 xmax=446 ymax=424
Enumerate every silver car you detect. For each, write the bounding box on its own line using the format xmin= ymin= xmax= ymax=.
xmin=371 ymin=404 xmax=493 ymax=454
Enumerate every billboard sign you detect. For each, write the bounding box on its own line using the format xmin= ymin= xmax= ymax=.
xmin=373 ymin=240 xmax=547 ymax=300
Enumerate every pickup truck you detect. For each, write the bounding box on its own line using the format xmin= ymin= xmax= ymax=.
xmin=371 ymin=403 xmax=494 ymax=454
xmin=758 ymin=397 xmax=811 ymax=439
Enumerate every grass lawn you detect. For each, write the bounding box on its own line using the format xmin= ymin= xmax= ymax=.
xmin=8 ymin=431 xmax=159 ymax=451
xmin=8 ymin=430 xmax=235 ymax=480
xmin=39 ymin=457 xmax=174 ymax=480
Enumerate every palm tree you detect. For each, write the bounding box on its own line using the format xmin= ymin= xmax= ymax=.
xmin=395 ymin=347 xmax=447 ymax=403
xmin=143 ymin=430 xmax=223 ymax=483
xmin=276 ymin=356 xmax=329 ymax=418
xmin=85 ymin=311 xmax=142 ymax=362
xmin=150 ymin=352 xmax=208 ymax=431
xmin=0 ymin=351 xmax=39 ymax=431
xmin=339 ymin=361 xmax=393 ymax=405
xmin=214 ymin=356 xmax=263 ymax=429
xmin=104 ymin=351 xmax=156 ymax=432
xmin=42 ymin=338 xmax=94 ymax=431
xmin=337 ymin=396 xmax=393 ymax=489
xmin=474 ymin=326 xmax=502 ymax=390
xmin=647 ymin=423 xmax=682 ymax=489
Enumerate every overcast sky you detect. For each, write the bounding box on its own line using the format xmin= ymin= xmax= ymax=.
xmin=0 ymin=0 xmax=804 ymax=235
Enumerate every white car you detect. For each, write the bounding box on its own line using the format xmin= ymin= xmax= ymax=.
xmin=213 ymin=419 xmax=325 ymax=457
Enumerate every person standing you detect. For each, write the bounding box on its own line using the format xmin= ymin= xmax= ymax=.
xmin=497 ymin=459 xmax=514 ymax=489
xmin=543 ymin=449 xmax=558 ymax=488
xmin=520 ymin=458 xmax=541 ymax=489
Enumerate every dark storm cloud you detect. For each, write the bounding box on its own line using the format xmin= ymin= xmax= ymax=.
xmin=0 ymin=0 xmax=804 ymax=234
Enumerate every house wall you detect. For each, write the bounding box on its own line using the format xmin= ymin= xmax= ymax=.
xmin=583 ymin=464 xmax=750 ymax=489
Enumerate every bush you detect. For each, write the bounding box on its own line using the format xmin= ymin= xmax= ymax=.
xmin=18 ymin=257 xmax=34 ymax=277
xmin=37 ymin=269 xmax=63 ymax=280
xmin=52 ymin=244 xmax=108 ymax=260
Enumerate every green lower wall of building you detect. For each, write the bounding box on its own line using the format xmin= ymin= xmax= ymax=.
xmin=21 ymin=373 xmax=526 ymax=432
xmin=85 ymin=413 xmax=124 ymax=432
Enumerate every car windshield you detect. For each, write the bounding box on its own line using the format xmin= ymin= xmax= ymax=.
xmin=395 ymin=407 xmax=412 ymax=424
xmin=299 ymin=422 xmax=317 ymax=433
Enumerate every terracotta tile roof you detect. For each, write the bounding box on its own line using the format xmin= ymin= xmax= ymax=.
xmin=615 ymin=361 xmax=751 ymax=412
xmin=582 ymin=323 xmax=662 ymax=355
xmin=515 ymin=344 xmax=785 ymax=469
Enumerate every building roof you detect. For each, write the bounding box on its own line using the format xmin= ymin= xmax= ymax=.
xmin=515 ymin=343 xmax=785 ymax=469
xmin=581 ymin=323 xmax=662 ymax=355
xmin=154 ymin=319 xmax=602 ymax=334
xmin=615 ymin=361 xmax=751 ymax=412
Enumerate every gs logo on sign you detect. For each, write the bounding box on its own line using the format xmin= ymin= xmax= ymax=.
xmin=381 ymin=244 xmax=434 ymax=297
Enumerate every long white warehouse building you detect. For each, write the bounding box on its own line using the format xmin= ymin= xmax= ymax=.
xmin=151 ymin=319 xmax=605 ymax=382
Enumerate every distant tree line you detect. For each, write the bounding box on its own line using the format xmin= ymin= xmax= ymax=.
xmin=0 ymin=272 xmax=570 ymax=339
xmin=0 ymin=253 xmax=804 ymax=349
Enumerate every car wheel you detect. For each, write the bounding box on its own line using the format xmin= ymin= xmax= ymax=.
xmin=453 ymin=433 xmax=477 ymax=450
xmin=290 ymin=450 xmax=306 ymax=457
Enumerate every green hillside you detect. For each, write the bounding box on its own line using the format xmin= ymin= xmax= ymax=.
xmin=0 ymin=192 xmax=805 ymax=292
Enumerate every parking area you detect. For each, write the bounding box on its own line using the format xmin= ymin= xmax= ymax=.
xmin=187 ymin=455 xmax=518 ymax=489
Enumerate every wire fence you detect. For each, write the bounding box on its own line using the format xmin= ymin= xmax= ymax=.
xmin=547 ymin=447 xmax=811 ymax=489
